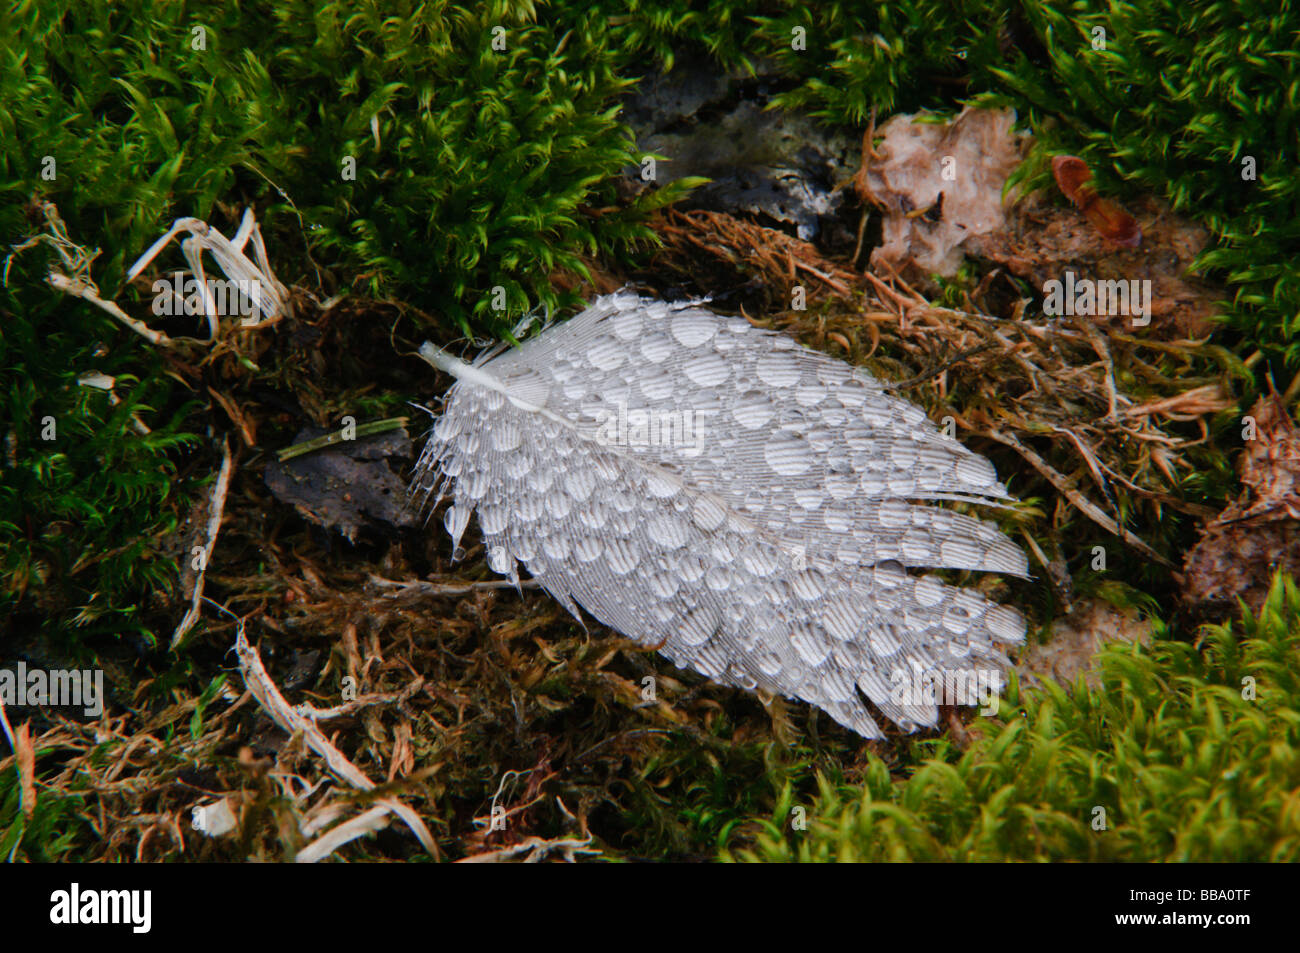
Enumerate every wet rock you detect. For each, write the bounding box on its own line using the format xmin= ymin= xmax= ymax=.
xmin=623 ymin=58 xmax=859 ymax=245
xmin=264 ymin=425 xmax=415 ymax=542
xmin=1018 ymin=598 xmax=1153 ymax=689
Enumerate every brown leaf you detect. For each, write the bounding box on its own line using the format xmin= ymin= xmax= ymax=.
xmin=1181 ymin=394 xmax=1300 ymax=615
xmin=866 ymin=108 xmax=1026 ymax=279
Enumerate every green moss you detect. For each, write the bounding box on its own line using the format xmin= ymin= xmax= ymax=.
xmin=0 ymin=269 xmax=201 ymax=646
xmin=986 ymin=1 xmax=1300 ymax=367
xmin=727 ymin=573 xmax=1300 ymax=862
xmin=0 ymin=763 xmax=95 ymax=862
xmin=0 ymin=0 xmax=687 ymax=338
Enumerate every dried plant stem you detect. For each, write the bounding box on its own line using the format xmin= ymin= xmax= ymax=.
xmin=985 ymin=429 xmax=1171 ymax=566
xmin=46 ymin=272 xmax=174 ymax=347
xmin=234 ymin=622 xmax=439 ymax=861
xmin=276 ymin=417 xmax=410 ymax=461
xmin=171 ymin=437 xmax=234 ymax=649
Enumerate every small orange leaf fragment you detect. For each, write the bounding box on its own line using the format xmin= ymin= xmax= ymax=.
xmin=1052 ymin=155 xmax=1142 ymax=248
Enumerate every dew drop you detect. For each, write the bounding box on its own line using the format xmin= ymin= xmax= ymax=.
xmin=732 ymin=391 xmax=775 ymax=430
xmin=678 ymin=606 xmax=719 ymax=646
xmin=586 ymin=337 xmax=625 ymax=371
xmin=755 ymin=352 xmax=802 ymax=388
xmin=671 ymin=313 xmax=718 ymax=348
xmin=764 ymin=431 xmax=811 ymax=476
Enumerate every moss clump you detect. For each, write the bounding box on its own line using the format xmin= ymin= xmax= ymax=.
xmin=727 ymin=573 xmax=1300 ymax=862
xmin=0 ymin=326 xmax=199 ymax=646
xmin=0 ymin=763 xmax=94 ymax=862
xmin=983 ymin=2 xmax=1300 ymax=368
xmin=0 ymin=0 xmax=686 ymax=338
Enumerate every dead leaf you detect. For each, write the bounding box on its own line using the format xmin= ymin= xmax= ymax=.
xmin=866 ymin=107 xmax=1026 ymax=279
xmin=1181 ymin=393 xmax=1300 ymax=615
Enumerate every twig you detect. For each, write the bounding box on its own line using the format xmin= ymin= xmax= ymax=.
xmin=860 ymin=269 xmax=914 ymax=313
xmin=367 ymin=575 xmax=540 ymax=598
xmin=793 ymin=260 xmax=853 ymax=295
xmin=1075 ymin=318 xmax=1121 ymax=420
xmin=295 ymin=805 xmax=393 ymax=864
xmin=126 ymin=209 xmax=292 ymax=338
xmin=984 ymin=429 xmax=1172 ymax=567
xmin=307 ymin=680 xmax=423 ymax=722
xmin=0 ymin=697 xmax=35 ymax=826
xmin=277 ymin=417 xmax=410 ymax=461
xmin=456 ymin=834 xmax=599 ymax=863
xmin=46 ymin=271 xmax=174 ymax=347
xmin=883 ymin=341 xmax=996 ymax=391
xmin=172 ymin=437 xmax=234 ymax=649
xmin=233 ymin=623 xmax=439 ymax=861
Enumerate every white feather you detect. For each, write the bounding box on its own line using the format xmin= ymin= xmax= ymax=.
xmin=412 ymin=293 xmax=1027 ymax=738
